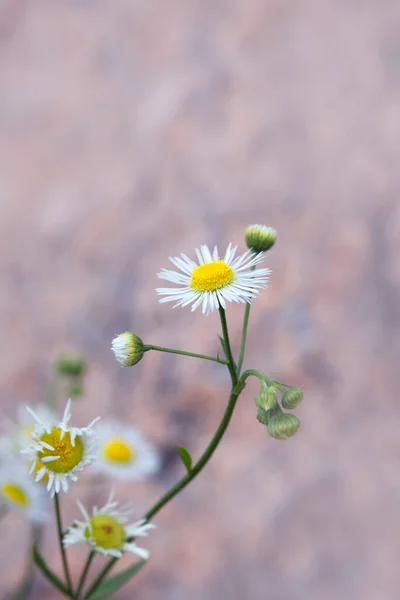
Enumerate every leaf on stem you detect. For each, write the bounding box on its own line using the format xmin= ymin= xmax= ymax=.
xmin=33 ymin=544 xmax=70 ymax=598
xmin=86 ymin=560 xmax=146 ymax=599
xmin=177 ymin=446 xmax=192 ymax=473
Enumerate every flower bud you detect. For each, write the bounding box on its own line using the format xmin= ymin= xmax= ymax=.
xmin=267 ymin=412 xmax=300 ymax=440
xmin=56 ymin=355 xmax=87 ymax=377
xmin=255 ymin=382 xmax=278 ymax=412
xmin=281 ymin=388 xmax=303 ymax=410
xmin=111 ymin=332 xmax=144 ymax=367
xmin=245 ymin=224 xmax=277 ymax=253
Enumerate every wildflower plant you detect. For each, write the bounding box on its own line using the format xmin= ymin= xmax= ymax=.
xmin=2 ymin=225 xmax=303 ymax=599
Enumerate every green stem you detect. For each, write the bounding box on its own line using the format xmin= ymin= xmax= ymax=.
xmin=237 ymin=303 xmax=251 ymax=376
xmin=86 ymin=309 xmax=240 ymax=598
xmin=218 ymin=307 xmax=238 ymax=386
xmin=144 ymin=344 xmax=228 ymax=365
xmin=83 ymin=557 xmax=118 ymax=599
xmin=54 ymin=493 xmax=73 ymax=596
xmin=76 ymin=551 xmax=95 ymax=598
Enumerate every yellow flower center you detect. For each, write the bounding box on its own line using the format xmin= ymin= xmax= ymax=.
xmin=2 ymin=483 xmax=29 ymax=507
xmin=102 ymin=438 xmax=134 ymax=464
xmin=85 ymin=514 xmax=125 ymax=550
xmin=190 ymin=260 xmax=234 ymax=292
xmin=37 ymin=427 xmax=84 ymax=473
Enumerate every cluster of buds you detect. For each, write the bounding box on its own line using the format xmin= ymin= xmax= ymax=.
xmin=255 ymin=381 xmax=302 ymax=440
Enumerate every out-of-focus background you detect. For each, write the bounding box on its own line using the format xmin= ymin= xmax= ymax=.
xmin=1 ymin=0 xmax=400 ymax=598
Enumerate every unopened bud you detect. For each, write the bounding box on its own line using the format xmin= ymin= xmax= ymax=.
xmin=281 ymin=388 xmax=303 ymax=410
xmin=245 ymin=224 xmax=277 ymax=253
xmin=267 ymin=412 xmax=300 ymax=440
xmin=111 ymin=332 xmax=144 ymax=367
xmin=255 ymin=382 xmax=278 ymax=412
xmin=56 ymin=355 xmax=87 ymax=377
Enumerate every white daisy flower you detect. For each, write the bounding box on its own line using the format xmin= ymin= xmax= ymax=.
xmin=91 ymin=421 xmax=160 ymax=481
xmin=156 ymin=243 xmax=271 ymax=315
xmin=22 ymin=399 xmax=99 ymax=497
xmin=64 ymin=490 xmax=154 ymax=559
xmin=0 ymin=459 xmax=48 ymax=522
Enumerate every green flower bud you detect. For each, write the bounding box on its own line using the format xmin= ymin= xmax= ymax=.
xmin=56 ymin=355 xmax=87 ymax=377
xmin=256 ymin=408 xmax=269 ymax=425
xmin=245 ymin=224 xmax=277 ymax=253
xmin=281 ymin=388 xmax=303 ymax=410
xmin=267 ymin=412 xmax=300 ymax=440
xmin=111 ymin=332 xmax=144 ymax=367
xmin=255 ymin=382 xmax=278 ymax=412
xmin=68 ymin=381 xmax=83 ymax=398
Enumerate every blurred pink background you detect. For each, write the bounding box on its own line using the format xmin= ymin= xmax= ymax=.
xmin=1 ymin=0 xmax=400 ymax=598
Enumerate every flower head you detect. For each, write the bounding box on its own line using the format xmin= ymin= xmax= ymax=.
xmin=111 ymin=332 xmax=144 ymax=367
xmin=91 ymin=421 xmax=160 ymax=481
xmin=64 ymin=490 xmax=154 ymax=559
xmin=245 ymin=224 xmax=277 ymax=253
xmin=22 ymin=399 xmax=99 ymax=496
xmin=156 ymin=243 xmax=271 ymax=315
xmin=0 ymin=459 xmax=48 ymax=522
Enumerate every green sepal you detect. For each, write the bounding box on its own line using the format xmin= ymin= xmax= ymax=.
xmin=33 ymin=544 xmax=70 ymax=598
xmin=177 ymin=446 xmax=192 ymax=473
xmin=86 ymin=560 xmax=146 ymax=599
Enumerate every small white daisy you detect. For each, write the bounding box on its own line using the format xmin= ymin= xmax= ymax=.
xmin=111 ymin=332 xmax=144 ymax=367
xmin=22 ymin=399 xmax=99 ymax=497
xmin=0 ymin=459 xmax=48 ymax=522
xmin=64 ymin=490 xmax=154 ymax=559
xmin=156 ymin=243 xmax=271 ymax=315
xmin=91 ymin=421 xmax=160 ymax=481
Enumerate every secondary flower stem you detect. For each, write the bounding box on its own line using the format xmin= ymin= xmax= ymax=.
xmin=144 ymin=344 xmax=228 ymax=365
xmin=83 ymin=557 xmax=118 ymax=599
xmin=76 ymin=551 xmax=95 ymax=598
xmin=218 ymin=307 xmax=238 ymax=386
xmin=237 ymin=302 xmax=251 ymax=376
xmin=237 ymin=263 xmax=256 ymax=375
xmin=54 ymin=493 xmax=73 ymax=596
xmin=86 ymin=311 xmax=240 ymax=597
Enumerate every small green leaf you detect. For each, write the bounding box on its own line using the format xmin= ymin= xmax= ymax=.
xmin=33 ymin=544 xmax=70 ymax=597
xmin=217 ymin=334 xmax=227 ymax=355
xmin=177 ymin=445 xmax=192 ymax=472
xmin=86 ymin=560 xmax=146 ymax=600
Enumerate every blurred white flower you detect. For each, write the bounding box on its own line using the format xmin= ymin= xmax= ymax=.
xmin=91 ymin=421 xmax=160 ymax=481
xmin=0 ymin=459 xmax=48 ymax=522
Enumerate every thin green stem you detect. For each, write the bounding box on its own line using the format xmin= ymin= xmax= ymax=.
xmin=237 ymin=303 xmax=251 ymax=376
xmin=86 ymin=310 xmax=240 ymax=598
xmin=76 ymin=551 xmax=95 ymax=598
xmin=54 ymin=493 xmax=73 ymax=596
xmin=218 ymin=307 xmax=238 ymax=385
xmin=237 ymin=263 xmax=256 ymax=375
xmin=144 ymin=344 xmax=228 ymax=365
xmin=83 ymin=557 xmax=118 ymax=599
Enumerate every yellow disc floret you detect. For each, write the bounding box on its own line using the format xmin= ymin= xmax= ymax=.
xmin=85 ymin=514 xmax=125 ymax=550
xmin=2 ymin=483 xmax=29 ymax=507
xmin=190 ymin=261 xmax=234 ymax=292
xmin=37 ymin=427 xmax=84 ymax=473
xmin=102 ymin=438 xmax=134 ymax=464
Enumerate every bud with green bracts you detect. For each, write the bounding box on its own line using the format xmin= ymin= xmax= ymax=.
xmin=111 ymin=332 xmax=145 ymax=367
xmin=245 ymin=224 xmax=277 ymax=253
xmin=267 ymin=412 xmax=300 ymax=440
xmin=281 ymin=388 xmax=303 ymax=410
xmin=257 ymin=404 xmax=281 ymax=425
xmin=255 ymin=382 xmax=278 ymax=412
